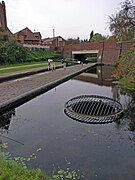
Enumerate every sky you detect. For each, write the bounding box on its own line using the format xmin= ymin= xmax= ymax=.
xmin=4 ymin=0 xmax=123 ymax=40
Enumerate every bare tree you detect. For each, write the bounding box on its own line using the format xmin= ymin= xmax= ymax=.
xmin=109 ymin=0 xmax=135 ymax=41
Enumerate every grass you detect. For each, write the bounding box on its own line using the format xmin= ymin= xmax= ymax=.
xmin=0 ymin=61 xmax=61 ymax=74
xmin=0 ymin=159 xmax=50 ymax=180
xmin=0 ymin=151 xmax=50 ymax=180
xmin=0 ymin=155 xmax=84 ymax=180
xmin=0 ymin=149 xmax=84 ymax=180
xmin=0 ymin=61 xmax=47 ymax=68
xmin=27 ymin=50 xmax=61 ymax=60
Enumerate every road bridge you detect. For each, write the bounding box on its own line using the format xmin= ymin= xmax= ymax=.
xmin=62 ymin=41 xmax=135 ymax=64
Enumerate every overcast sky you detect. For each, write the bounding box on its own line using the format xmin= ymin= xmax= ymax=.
xmin=4 ymin=0 xmax=123 ymax=40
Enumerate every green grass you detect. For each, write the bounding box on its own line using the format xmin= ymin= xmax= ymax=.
xmin=0 ymin=61 xmax=47 ymax=68
xmin=0 ymin=61 xmax=61 ymax=74
xmin=0 ymin=150 xmax=84 ymax=180
xmin=0 ymin=159 xmax=49 ymax=180
xmin=26 ymin=50 xmax=62 ymax=62
xmin=0 ymin=64 xmax=47 ymax=74
xmin=0 ymin=156 xmax=83 ymax=180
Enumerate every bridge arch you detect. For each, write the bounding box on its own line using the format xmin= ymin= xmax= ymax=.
xmin=72 ymin=50 xmax=99 ymax=63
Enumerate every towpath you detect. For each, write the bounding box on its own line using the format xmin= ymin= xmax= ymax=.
xmin=0 ymin=63 xmax=96 ymax=114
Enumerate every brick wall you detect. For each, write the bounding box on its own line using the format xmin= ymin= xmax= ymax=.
xmin=62 ymin=41 xmax=135 ymax=64
xmin=100 ymin=49 xmax=120 ymax=64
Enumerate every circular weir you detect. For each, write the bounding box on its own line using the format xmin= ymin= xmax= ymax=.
xmin=64 ymin=95 xmax=124 ymax=124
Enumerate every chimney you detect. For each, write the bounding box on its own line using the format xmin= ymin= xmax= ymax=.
xmin=53 ymin=29 xmax=55 ymax=38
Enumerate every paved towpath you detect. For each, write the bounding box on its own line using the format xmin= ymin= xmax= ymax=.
xmin=0 ymin=64 xmax=95 ymax=105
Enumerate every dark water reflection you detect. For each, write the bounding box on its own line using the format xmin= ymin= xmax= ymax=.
xmin=0 ymin=65 xmax=135 ymax=180
xmin=0 ymin=109 xmax=15 ymax=130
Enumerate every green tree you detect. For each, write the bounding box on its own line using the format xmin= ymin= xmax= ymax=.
xmin=91 ymin=33 xmax=107 ymax=42
xmin=89 ymin=30 xmax=94 ymax=42
xmin=0 ymin=43 xmax=8 ymax=64
xmin=5 ymin=41 xmax=27 ymax=63
xmin=0 ymin=41 xmax=28 ymax=64
xmin=109 ymin=0 xmax=135 ymax=41
xmin=66 ymin=37 xmax=80 ymax=44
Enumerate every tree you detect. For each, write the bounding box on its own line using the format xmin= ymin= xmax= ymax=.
xmin=0 ymin=41 xmax=28 ymax=64
xmin=66 ymin=37 xmax=80 ymax=45
xmin=89 ymin=30 xmax=94 ymax=42
xmin=109 ymin=0 xmax=135 ymax=41
xmin=91 ymin=33 xmax=107 ymax=42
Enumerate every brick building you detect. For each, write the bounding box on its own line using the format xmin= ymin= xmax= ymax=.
xmin=0 ymin=1 xmax=7 ymax=30
xmin=14 ymin=27 xmax=42 ymax=45
xmin=42 ymin=36 xmax=66 ymax=50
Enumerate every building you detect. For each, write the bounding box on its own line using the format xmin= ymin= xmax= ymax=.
xmin=0 ymin=1 xmax=13 ymax=40
xmin=33 ymin=32 xmax=42 ymax=43
xmin=14 ymin=27 xmax=42 ymax=45
xmin=42 ymin=36 xmax=66 ymax=50
xmin=0 ymin=1 xmax=7 ymax=31
xmin=14 ymin=27 xmax=50 ymax=50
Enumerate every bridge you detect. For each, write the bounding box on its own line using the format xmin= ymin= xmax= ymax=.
xmin=62 ymin=41 xmax=135 ymax=64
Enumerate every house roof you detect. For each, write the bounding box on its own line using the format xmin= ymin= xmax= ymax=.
xmin=43 ymin=36 xmax=65 ymax=42
xmin=33 ymin=32 xmax=41 ymax=37
xmin=43 ymin=37 xmax=54 ymax=42
xmin=14 ymin=27 xmax=39 ymax=41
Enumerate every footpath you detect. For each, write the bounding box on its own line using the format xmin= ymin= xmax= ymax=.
xmin=0 ymin=63 xmax=96 ymax=114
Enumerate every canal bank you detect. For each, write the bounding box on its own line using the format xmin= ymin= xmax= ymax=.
xmin=0 ymin=64 xmax=63 ymax=83
xmin=0 ymin=63 xmax=96 ymax=114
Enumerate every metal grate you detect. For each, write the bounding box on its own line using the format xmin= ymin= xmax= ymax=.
xmin=64 ymin=95 xmax=124 ymax=124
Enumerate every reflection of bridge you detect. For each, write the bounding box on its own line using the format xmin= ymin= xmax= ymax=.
xmin=73 ymin=65 xmax=115 ymax=87
xmin=62 ymin=41 xmax=135 ymax=64
xmin=74 ymin=73 xmax=113 ymax=87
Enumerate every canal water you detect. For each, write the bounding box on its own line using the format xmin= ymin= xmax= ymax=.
xmin=0 ymin=65 xmax=135 ymax=180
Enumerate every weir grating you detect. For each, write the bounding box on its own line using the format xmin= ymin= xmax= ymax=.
xmin=64 ymin=95 xmax=124 ymax=124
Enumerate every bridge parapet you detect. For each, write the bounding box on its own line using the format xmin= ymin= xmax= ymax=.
xmin=62 ymin=41 xmax=135 ymax=64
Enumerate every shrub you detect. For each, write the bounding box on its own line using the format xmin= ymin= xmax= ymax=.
xmin=112 ymin=50 xmax=135 ymax=90
xmin=0 ymin=41 xmax=62 ymax=65
xmin=0 ymin=41 xmax=28 ymax=64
